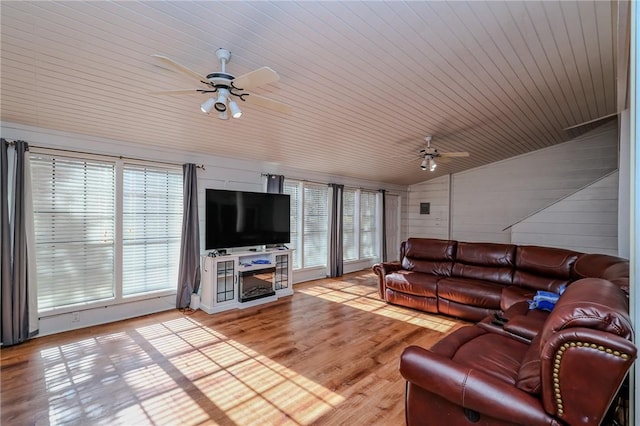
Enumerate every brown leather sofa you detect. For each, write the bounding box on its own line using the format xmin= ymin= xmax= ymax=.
xmin=399 ymin=278 xmax=636 ymax=425
xmin=373 ymin=238 xmax=629 ymax=322
xmin=373 ymin=238 xmax=634 ymax=425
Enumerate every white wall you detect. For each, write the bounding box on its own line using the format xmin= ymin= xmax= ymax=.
xmin=511 ymin=172 xmax=619 ymax=255
xmin=2 ymin=121 xmax=406 ymax=335
xmin=407 ymin=174 xmax=450 ymax=240
xmin=451 ymin=122 xmax=618 ymax=243
xmin=407 ymin=121 xmax=620 ymax=249
xmin=619 ymin=109 xmax=631 ymax=257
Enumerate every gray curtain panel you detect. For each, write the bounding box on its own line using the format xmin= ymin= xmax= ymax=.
xmin=1 ymin=140 xmax=30 ymax=346
xmin=379 ymin=189 xmax=387 ymax=262
xmin=176 ymin=163 xmax=201 ymax=309
xmin=328 ymin=183 xmax=344 ymax=277
xmin=266 ymin=174 xmax=284 ymax=193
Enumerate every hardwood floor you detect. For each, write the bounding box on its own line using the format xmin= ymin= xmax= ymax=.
xmin=1 ymin=270 xmax=468 ymax=425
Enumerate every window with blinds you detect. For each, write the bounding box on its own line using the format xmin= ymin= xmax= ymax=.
xmin=30 ymin=152 xmax=183 ymax=313
xmin=360 ymin=191 xmax=377 ymax=258
xmin=283 ymin=181 xmax=301 ymax=269
xmin=122 ymin=164 xmax=182 ymax=296
xmin=303 ymin=184 xmax=328 ymax=268
xmin=31 ymin=155 xmax=116 ymax=310
xmin=280 ymin=181 xmax=378 ymax=269
xmin=342 ymin=189 xmax=357 ymax=261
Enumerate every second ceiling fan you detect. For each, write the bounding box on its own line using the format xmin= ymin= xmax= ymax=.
xmin=152 ymin=48 xmax=291 ymax=120
xmin=418 ymin=136 xmax=470 ymax=171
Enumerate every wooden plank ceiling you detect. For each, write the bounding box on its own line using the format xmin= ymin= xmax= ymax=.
xmin=0 ymin=1 xmax=618 ymax=185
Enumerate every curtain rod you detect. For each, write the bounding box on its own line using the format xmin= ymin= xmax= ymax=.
xmin=3 ymin=138 xmax=205 ymax=169
xmin=260 ymin=172 xmax=385 ymax=192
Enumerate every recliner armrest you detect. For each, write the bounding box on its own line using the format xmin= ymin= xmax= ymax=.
xmin=540 ymin=328 xmax=637 ymax=425
xmin=372 ymin=262 xmax=403 ymax=299
xmin=400 ymin=345 xmax=558 ymax=425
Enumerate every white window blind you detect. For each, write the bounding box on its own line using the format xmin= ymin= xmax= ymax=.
xmin=31 ymin=154 xmax=116 ymax=310
xmin=283 ymin=181 xmax=301 ymax=269
xmin=360 ymin=191 xmax=377 ymax=258
xmin=123 ymin=164 xmax=182 ymax=296
xmin=342 ymin=189 xmax=357 ymax=261
xmin=303 ymin=184 xmax=328 ymax=268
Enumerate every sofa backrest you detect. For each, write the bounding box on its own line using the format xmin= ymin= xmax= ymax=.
xmin=451 ymin=241 xmax=516 ymax=285
xmin=513 ymin=245 xmax=579 ymax=292
xmin=395 ymin=239 xmax=627 ymax=297
xmin=401 ymin=238 xmax=456 ymax=276
xmin=573 ymin=253 xmax=630 ymax=295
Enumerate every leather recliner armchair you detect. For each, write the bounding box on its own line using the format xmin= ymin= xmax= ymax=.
xmin=399 ymin=278 xmax=636 ymax=426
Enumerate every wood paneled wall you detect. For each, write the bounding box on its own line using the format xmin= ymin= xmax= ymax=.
xmin=406 ymin=175 xmax=450 ymax=240
xmin=511 ymin=172 xmax=619 ymax=254
xmin=451 ymin=122 xmax=617 ymax=243
xmin=407 ymin=122 xmax=619 ymax=250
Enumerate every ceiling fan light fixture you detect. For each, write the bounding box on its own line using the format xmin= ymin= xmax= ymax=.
xmin=218 ymin=110 xmax=229 ymax=120
xmin=429 ymin=157 xmax=437 ymax=172
xmin=200 ymin=97 xmax=216 ymax=114
xmin=420 ymin=157 xmax=428 ymax=171
xmin=228 ymin=99 xmax=242 ymax=118
xmin=214 ymin=89 xmax=229 ymax=112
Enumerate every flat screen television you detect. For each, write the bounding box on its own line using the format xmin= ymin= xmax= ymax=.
xmin=205 ymin=189 xmax=290 ymax=250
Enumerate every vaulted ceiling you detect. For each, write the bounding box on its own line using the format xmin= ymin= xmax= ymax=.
xmin=0 ymin=1 xmax=624 ymax=185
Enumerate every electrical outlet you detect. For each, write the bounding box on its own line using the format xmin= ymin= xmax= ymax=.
xmin=71 ymin=311 xmax=80 ymax=323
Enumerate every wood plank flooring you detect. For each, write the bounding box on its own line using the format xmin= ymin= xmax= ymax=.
xmin=1 ymin=270 xmax=468 ymax=425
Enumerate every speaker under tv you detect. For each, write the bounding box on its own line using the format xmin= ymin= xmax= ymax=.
xmin=205 ymin=189 xmax=290 ymax=250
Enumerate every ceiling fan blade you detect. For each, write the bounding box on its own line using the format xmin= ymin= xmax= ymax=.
xmin=243 ymin=93 xmax=291 ymax=113
xmin=438 ymin=157 xmax=452 ymax=164
xmin=233 ymin=67 xmax=279 ymax=91
xmin=150 ymin=89 xmax=205 ymax=96
xmin=440 ymin=151 xmax=470 ymax=158
xmin=152 ymin=55 xmax=209 ymax=83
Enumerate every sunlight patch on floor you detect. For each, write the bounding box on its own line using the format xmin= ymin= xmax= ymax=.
xmin=40 ymin=315 xmax=344 ymax=425
xmin=190 ymin=321 xmax=345 ymax=425
xmin=299 ymin=283 xmax=458 ymax=332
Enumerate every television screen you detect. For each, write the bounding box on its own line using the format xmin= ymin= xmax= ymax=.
xmin=205 ymin=189 xmax=290 ymax=250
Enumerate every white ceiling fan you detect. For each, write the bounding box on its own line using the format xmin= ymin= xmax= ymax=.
xmin=418 ymin=136 xmax=470 ymax=171
xmin=151 ymin=48 xmax=291 ymax=120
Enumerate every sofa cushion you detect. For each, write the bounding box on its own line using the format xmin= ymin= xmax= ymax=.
xmin=386 ymin=289 xmax=438 ymax=313
xmin=573 ymin=253 xmax=629 ymax=281
xmin=451 ymin=242 xmax=515 ymax=285
xmin=401 ymin=238 xmax=456 ymax=276
xmin=500 ymin=286 xmax=536 ymax=311
xmin=438 ymin=299 xmax=496 ymax=322
xmin=513 ymin=245 xmax=580 ymax=292
xmin=603 ymin=262 xmax=630 ymax=294
xmin=385 ymin=270 xmax=438 ymax=297
xmin=432 ymin=326 xmax=528 ymax=385
xmin=503 ymin=307 xmax=548 ymax=341
xmin=437 ymin=277 xmax=502 ymax=309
